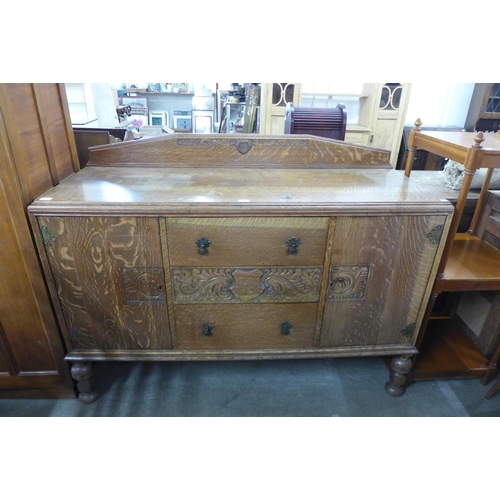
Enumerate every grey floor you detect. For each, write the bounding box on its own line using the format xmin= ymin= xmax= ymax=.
xmin=1 ymin=356 xmax=500 ymax=417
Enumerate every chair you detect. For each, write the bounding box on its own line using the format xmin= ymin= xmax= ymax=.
xmin=284 ymin=102 xmax=347 ymax=140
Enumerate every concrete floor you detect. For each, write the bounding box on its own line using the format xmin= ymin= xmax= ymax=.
xmin=1 ymin=356 xmax=500 ymax=417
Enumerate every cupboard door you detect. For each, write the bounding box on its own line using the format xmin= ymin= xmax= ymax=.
xmin=38 ymin=216 xmax=172 ymax=351
xmin=320 ymin=215 xmax=447 ymax=347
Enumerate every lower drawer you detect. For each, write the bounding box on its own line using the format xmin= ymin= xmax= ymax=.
xmin=174 ymin=303 xmax=318 ymax=350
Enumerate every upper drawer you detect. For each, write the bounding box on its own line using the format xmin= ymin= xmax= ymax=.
xmin=165 ymin=217 xmax=329 ymax=267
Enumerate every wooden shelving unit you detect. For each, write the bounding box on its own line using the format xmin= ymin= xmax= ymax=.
xmin=404 ymin=122 xmax=500 ymax=387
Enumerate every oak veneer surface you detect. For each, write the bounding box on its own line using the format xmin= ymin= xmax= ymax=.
xmin=85 ymin=134 xmax=392 ymax=168
xmin=29 ymin=167 xmax=455 ymax=215
xmin=28 ymin=135 xmax=456 ymax=402
xmin=166 ymin=217 xmax=329 ymax=267
xmin=320 ymin=214 xmax=446 ymax=347
xmin=38 ymin=216 xmax=171 ymax=351
xmin=175 ymin=303 xmax=318 ymax=350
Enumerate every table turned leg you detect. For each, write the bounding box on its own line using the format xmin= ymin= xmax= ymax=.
xmin=485 ymin=379 xmax=500 ymax=400
xmin=71 ymin=362 xmax=99 ymax=404
xmin=385 ymin=355 xmax=413 ymax=397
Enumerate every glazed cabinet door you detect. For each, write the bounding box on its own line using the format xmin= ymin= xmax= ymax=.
xmin=320 ymin=215 xmax=447 ymax=347
xmin=37 ymin=216 xmax=172 ymax=352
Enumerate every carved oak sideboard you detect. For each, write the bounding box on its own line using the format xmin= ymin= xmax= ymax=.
xmin=28 ymin=134 xmax=453 ymax=402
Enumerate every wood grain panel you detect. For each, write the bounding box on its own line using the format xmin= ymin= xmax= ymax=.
xmin=37 ymin=83 xmax=79 ymax=181
xmin=3 ymin=84 xmax=55 ymax=204
xmin=40 ymin=216 xmax=172 ymax=351
xmin=0 ymin=320 xmax=18 ymax=375
xmin=0 ymin=114 xmax=60 ymax=373
xmin=86 ymin=134 xmax=391 ymax=168
xmin=0 ymin=83 xmax=78 ymax=397
xmin=175 ymin=303 xmax=318 ymax=349
xmin=38 ymin=216 xmax=94 ymax=349
xmin=320 ymin=215 xmax=447 ymax=347
xmin=166 ymin=217 xmax=328 ymax=267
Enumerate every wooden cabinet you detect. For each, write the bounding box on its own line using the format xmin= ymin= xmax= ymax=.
xmin=0 ymin=83 xmax=79 ymax=398
xmin=260 ymin=83 xmax=302 ymax=134
xmin=28 ymin=134 xmax=453 ymax=402
xmin=293 ymin=83 xmax=411 ymax=167
xmin=465 ymin=83 xmax=500 ymax=132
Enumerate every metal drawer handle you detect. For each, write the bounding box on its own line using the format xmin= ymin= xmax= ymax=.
xmin=196 ymin=237 xmax=211 ymax=255
xmin=201 ymin=322 xmax=214 ymax=337
xmin=280 ymin=321 xmax=293 ymax=336
xmin=286 ymin=236 xmax=301 ymax=255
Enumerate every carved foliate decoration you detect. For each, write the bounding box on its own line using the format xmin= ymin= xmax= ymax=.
xmin=426 ymin=224 xmax=444 ymax=245
xmin=327 ymin=266 xmax=370 ymax=301
xmin=39 ymin=225 xmax=58 ymax=246
xmin=120 ymin=267 xmax=165 ymax=303
xmin=171 ymin=267 xmax=322 ymax=304
xmin=401 ymin=323 xmax=416 ymax=340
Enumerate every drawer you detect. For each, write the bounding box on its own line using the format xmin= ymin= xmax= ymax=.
xmin=171 ymin=266 xmax=323 ymax=304
xmin=174 ymin=303 xmax=318 ymax=349
xmin=165 ymin=217 xmax=329 ymax=267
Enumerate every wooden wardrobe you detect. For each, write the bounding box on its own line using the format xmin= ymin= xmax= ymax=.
xmin=0 ymin=83 xmax=78 ymax=398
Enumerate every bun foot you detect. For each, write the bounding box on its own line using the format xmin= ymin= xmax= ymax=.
xmin=71 ymin=362 xmax=99 ymax=404
xmin=385 ymin=381 xmax=405 ymax=397
xmin=385 ymin=355 xmax=413 ymax=397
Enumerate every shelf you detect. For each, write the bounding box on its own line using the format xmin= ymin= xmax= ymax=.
xmin=436 ymin=233 xmax=500 ymax=292
xmin=124 ymin=89 xmax=199 ymax=96
xmin=412 ymin=318 xmax=490 ymax=380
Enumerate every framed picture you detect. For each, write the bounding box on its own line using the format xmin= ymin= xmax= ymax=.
xmin=174 ymin=116 xmax=191 ymax=131
xmin=149 ymin=111 xmax=169 ymax=127
xmin=176 ymin=83 xmax=188 ymax=93
xmin=122 ymin=97 xmax=147 ymax=109
xmin=192 ymin=110 xmax=214 ymax=133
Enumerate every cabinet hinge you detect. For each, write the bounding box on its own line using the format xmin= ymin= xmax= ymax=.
xmin=426 ymin=224 xmax=444 ymax=245
xmin=401 ymin=323 xmax=416 ymax=339
xmin=39 ymin=225 xmax=58 ymax=246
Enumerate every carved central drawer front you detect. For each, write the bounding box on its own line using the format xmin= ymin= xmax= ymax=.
xmin=174 ymin=304 xmax=318 ymax=349
xmin=165 ymin=217 xmax=329 ymax=267
xmin=171 ymin=267 xmax=322 ymax=304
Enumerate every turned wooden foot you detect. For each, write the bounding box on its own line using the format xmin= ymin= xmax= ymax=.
xmin=485 ymin=379 xmax=500 ymax=400
xmin=385 ymin=355 xmax=413 ymax=397
xmin=71 ymin=362 xmax=99 ymax=403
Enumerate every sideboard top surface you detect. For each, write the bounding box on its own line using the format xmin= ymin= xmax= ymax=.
xmin=29 ymin=134 xmax=454 ymax=216
xmin=29 ymin=166 xmax=453 ymax=216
